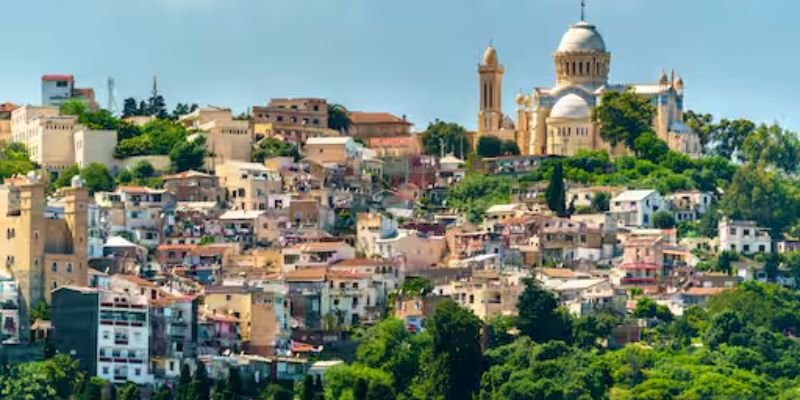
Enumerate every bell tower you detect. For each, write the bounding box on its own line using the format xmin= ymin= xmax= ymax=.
xmin=478 ymin=45 xmax=504 ymax=135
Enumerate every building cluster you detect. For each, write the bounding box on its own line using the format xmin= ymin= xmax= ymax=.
xmin=0 ymin=11 xmax=766 ymax=394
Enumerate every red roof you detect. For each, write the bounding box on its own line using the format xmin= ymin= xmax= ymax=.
xmin=42 ymin=74 xmax=74 ymax=82
xmin=368 ymin=136 xmax=419 ymax=147
xmin=348 ymin=112 xmax=411 ymax=126
xmin=0 ymin=102 xmax=18 ymax=112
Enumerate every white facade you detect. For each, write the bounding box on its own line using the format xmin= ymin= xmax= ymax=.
xmin=610 ymin=190 xmax=664 ymax=228
xmin=96 ymin=291 xmax=153 ymax=384
xmin=42 ymin=77 xmax=74 ymax=106
xmin=719 ymin=219 xmax=771 ymax=255
xmin=74 ymin=129 xmax=118 ymax=169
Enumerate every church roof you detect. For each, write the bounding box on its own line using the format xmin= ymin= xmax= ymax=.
xmin=557 ymin=21 xmax=606 ymax=53
xmin=550 ymin=94 xmax=591 ymax=120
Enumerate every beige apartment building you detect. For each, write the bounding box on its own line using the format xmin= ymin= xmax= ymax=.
xmin=179 ymin=106 xmax=252 ymax=166
xmin=216 ymin=161 xmax=282 ymax=211
xmin=303 ymin=137 xmax=359 ymax=165
xmin=0 ymin=174 xmax=89 ymax=341
xmin=0 ymin=102 xmax=18 ymax=143
xmin=251 ymin=98 xmax=329 ymax=142
xmin=11 ymin=105 xmax=117 ymax=172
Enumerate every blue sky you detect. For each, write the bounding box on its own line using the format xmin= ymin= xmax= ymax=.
xmin=1 ymin=0 xmax=798 ymax=131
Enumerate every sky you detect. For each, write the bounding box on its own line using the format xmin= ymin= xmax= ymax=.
xmin=1 ymin=0 xmax=798 ymax=131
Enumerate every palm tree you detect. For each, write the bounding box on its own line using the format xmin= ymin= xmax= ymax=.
xmin=328 ymin=104 xmax=351 ymax=133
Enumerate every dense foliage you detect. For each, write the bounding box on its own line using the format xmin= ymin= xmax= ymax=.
xmin=0 ymin=142 xmax=35 ymax=179
xmin=253 ymin=137 xmax=300 ymax=162
xmin=332 ymin=281 xmax=800 ymax=400
xmin=420 ymin=120 xmax=470 ymax=159
xmin=115 ymin=119 xmax=190 ymax=158
xmin=445 ymin=174 xmax=512 ymax=222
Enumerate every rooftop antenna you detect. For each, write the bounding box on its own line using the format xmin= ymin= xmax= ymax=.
xmin=151 ymin=75 xmax=159 ymax=98
xmin=106 ymin=77 xmax=118 ymax=114
xmin=581 ymin=0 xmax=586 ymax=21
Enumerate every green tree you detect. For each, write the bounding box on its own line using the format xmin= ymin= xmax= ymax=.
xmin=420 ymin=120 xmax=470 ymax=159
xmin=187 ymin=362 xmax=210 ymax=400
xmin=176 ymin=363 xmax=192 ymax=400
xmin=262 ymin=383 xmax=294 ymax=400
xmin=324 ymin=364 xmax=394 ymax=400
xmin=401 ymin=277 xmax=433 ymax=295
xmin=516 ymin=277 xmax=572 ymax=343
xmin=445 ymin=174 xmax=512 ymax=223
xmin=720 ymin=163 xmax=798 ymax=235
xmin=81 ymin=163 xmax=114 ymax=193
xmin=476 ymin=135 xmax=503 ymax=158
xmin=122 ymin=97 xmax=140 ymax=117
xmin=131 ymin=160 xmax=155 ymax=179
xmin=412 ymin=300 xmax=482 ymax=400
xmin=593 ymin=89 xmax=656 ymax=149
xmin=591 ymin=191 xmax=610 ymax=212
xmin=652 ymin=211 xmax=676 ymax=229
xmin=30 ymin=300 xmax=50 ymax=321
xmin=53 ymin=164 xmax=81 ymax=189
xmin=118 ymin=382 xmax=140 ymax=400
xmin=328 ymin=103 xmax=351 ymax=132
xmin=170 ymin=136 xmax=207 ymax=172
xmin=716 ymin=118 xmax=756 ymax=160
xmin=355 ymin=318 xmax=429 ymax=395
xmin=501 ymin=139 xmax=521 ymax=156
xmin=633 ymin=131 xmax=669 ymax=163
xmin=117 ymin=169 xmax=134 ymax=185
xmin=253 ymin=137 xmax=299 ymax=162
xmin=740 ymin=123 xmax=800 ymax=173
xmin=78 ymin=377 xmax=105 ymax=400
xmin=546 ymin=162 xmax=567 ymax=217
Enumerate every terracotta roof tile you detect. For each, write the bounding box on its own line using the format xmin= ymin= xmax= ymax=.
xmin=348 ymin=112 xmax=411 ymax=125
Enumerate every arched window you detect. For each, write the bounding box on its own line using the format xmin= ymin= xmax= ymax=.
xmin=483 ymin=83 xmax=488 ymax=108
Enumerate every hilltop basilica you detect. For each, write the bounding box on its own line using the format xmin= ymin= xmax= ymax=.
xmin=476 ymin=13 xmax=701 ymax=157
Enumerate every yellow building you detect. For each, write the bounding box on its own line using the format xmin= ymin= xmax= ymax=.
xmin=476 ymin=11 xmax=701 ymax=157
xmin=179 ymin=106 xmax=252 ymax=166
xmin=215 ymin=161 xmax=282 ymax=211
xmin=0 ymin=173 xmax=88 ymax=341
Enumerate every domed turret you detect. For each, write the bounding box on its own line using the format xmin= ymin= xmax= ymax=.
xmin=659 ymin=70 xmax=669 ymax=86
xmin=554 ymin=20 xmax=611 ymax=88
xmin=557 ymin=21 xmax=606 ymax=53
xmin=674 ymin=75 xmax=684 ymax=92
xmin=550 ymin=94 xmax=591 ymax=120
xmin=482 ymin=45 xmax=498 ymax=66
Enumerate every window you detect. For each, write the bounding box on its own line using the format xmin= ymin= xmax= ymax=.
xmin=135 ymin=368 xmax=141 ymax=376
xmin=67 ymin=263 xmax=73 ymax=273
xmin=759 ymin=245 xmax=766 ymax=252
xmin=102 ymin=367 xmax=109 ymax=375
xmin=353 ymin=282 xmax=359 ymax=289
xmin=225 ymin=295 xmax=232 ymax=301
xmin=743 ymin=229 xmax=751 ymax=236
xmin=51 ymin=262 xmax=57 ymax=272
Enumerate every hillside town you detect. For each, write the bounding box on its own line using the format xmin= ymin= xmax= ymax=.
xmin=3 ymin=7 xmax=800 ymax=400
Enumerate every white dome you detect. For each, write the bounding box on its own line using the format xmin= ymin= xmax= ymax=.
xmin=550 ymin=94 xmax=591 ymax=119
xmin=557 ymin=21 xmax=606 ymax=53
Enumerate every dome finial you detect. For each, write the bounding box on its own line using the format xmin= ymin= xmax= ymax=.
xmin=581 ymin=0 xmax=586 ymax=21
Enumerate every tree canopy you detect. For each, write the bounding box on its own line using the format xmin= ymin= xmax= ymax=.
xmin=420 ymin=120 xmax=470 ymax=159
xmin=593 ymin=89 xmax=656 ymax=149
